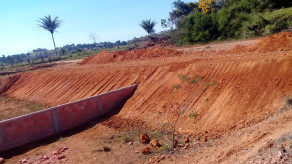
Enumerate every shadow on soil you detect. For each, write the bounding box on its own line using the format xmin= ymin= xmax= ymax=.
xmin=0 ymin=88 xmax=136 ymax=158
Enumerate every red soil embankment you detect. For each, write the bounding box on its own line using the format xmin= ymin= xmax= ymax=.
xmin=0 ymin=74 xmax=21 ymax=94
xmin=78 ymin=46 xmax=183 ymax=65
xmin=230 ymin=32 xmax=292 ymax=54
xmin=2 ymin=32 xmax=292 ymax=139
xmin=250 ymin=32 xmax=292 ymax=52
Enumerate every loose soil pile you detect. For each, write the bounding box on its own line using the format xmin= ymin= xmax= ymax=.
xmin=0 ymin=74 xmax=21 ymax=94
xmin=250 ymin=32 xmax=292 ymax=52
xmin=79 ymin=46 xmax=183 ymax=65
xmin=230 ymin=32 xmax=292 ymax=54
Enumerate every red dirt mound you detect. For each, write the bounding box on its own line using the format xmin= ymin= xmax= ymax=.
xmin=230 ymin=32 xmax=292 ymax=53
xmin=79 ymin=46 xmax=183 ymax=65
xmin=250 ymin=32 xmax=292 ymax=52
xmin=0 ymin=74 xmax=21 ymax=94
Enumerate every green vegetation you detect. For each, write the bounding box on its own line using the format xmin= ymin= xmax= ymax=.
xmin=110 ymin=130 xmax=137 ymax=144
xmin=0 ymin=43 xmax=129 ymax=71
xmin=58 ymin=137 xmax=67 ymax=142
xmin=177 ymin=74 xmax=191 ymax=82
xmin=210 ymin=80 xmax=217 ymax=86
xmin=2 ymin=0 xmax=291 ymax=71
xmin=157 ymin=144 xmax=170 ymax=153
xmin=166 ymin=0 xmax=198 ymax=27
xmin=140 ymin=19 xmax=157 ymax=35
xmin=172 ymin=74 xmax=204 ymax=148
xmin=0 ymin=36 xmax=128 ymax=70
xmin=6 ymin=97 xmax=13 ymax=102
xmin=0 ymin=96 xmax=49 ymax=121
xmin=171 ymin=74 xmax=218 ymax=148
xmin=167 ymin=0 xmax=292 ymax=45
xmin=189 ymin=111 xmax=198 ymax=119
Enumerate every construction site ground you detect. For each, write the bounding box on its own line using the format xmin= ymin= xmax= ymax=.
xmin=1 ymin=32 xmax=292 ymax=164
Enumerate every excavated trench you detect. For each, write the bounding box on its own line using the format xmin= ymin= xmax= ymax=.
xmin=1 ymin=32 xmax=292 ymax=140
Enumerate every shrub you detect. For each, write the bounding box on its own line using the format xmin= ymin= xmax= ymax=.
xmin=157 ymin=144 xmax=170 ymax=153
xmin=242 ymin=8 xmax=292 ymax=37
xmin=210 ymin=80 xmax=217 ymax=86
xmin=178 ymin=11 xmax=218 ymax=44
xmin=172 ymin=85 xmax=181 ymax=89
xmin=189 ymin=111 xmax=198 ymax=119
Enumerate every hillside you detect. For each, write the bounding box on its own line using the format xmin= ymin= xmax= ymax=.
xmin=1 ymin=32 xmax=292 ymax=163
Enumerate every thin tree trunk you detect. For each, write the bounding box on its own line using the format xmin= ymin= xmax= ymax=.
xmin=51 ymin=33 xmax=58 ymax=58
xmin=171 ymin=80 xmax=207 ymax=149
xmin=172 ymin=99 xmax=188 ymax=149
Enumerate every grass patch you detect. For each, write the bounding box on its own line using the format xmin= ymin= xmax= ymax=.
xmin=157 ymin=144 xmax=170 ymax=153
xmin=189 ymin=111 xmax=198 ymax=119
xmin=150 ymin=130 xmax=163 ymax=139
xmin=149 ymin=128 xmax=172 ymax=140
xmin=210 ymin=80 xmax=217 ymax=86
xmin=6 ymin=97 xmax=13 ymax=102
xmin=107 ymin=130 xmax=138 ymax=144
xmin=0 ymin=96 xmax=49 ymax=121
xmin=172 ymin=84 xmax=181 ymax=93
xmin=205 ymin=97 xmax=209 ymax=102
xmin=58 ymin=137 xmax=67 ymax=142
xmin=172 ymin=85 xmax=181 ymax=89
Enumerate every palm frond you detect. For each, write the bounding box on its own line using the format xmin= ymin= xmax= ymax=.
xmin=140 ymin=19 xmax=157 ymax=35
xmin=37 ymin=15 xmax=62 ymax=34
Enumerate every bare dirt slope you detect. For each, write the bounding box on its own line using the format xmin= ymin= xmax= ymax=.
xmin=2 ymin=32 xmax=292 ymax=163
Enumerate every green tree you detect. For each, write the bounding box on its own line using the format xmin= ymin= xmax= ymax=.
xmin=178 ymin=11 xmax=218 ymax=44
xmin=60 ymin=47 xmax=67 ymax=56
xmin=6 ymin=55 xmax=15 ymax=67
xmin=37 ymin=15 xmax=62 ymax=58
xmin=115 ymin=40 xmax=121 ymax=48
xmin=26 ymin=52 xmax=31 ymax=64
xmin=140 ymin=19 xmax=157 ymax=35
xmin=170 ymin=0 xmax=199 ymax=25
xmin=161 ymin=19 xmax=172 ymax=29
xmin=1 ymin=55 xmax=5 ymax=69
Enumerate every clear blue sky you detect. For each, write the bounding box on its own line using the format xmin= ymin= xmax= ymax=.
xmin=0 ymin=0 xmax=196 ymax=56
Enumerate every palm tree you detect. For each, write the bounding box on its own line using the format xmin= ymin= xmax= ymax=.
xmin=140 ymin=19 xmax=157 ymax=35
xmin=38 ymin=15 xmax=62 ymax=57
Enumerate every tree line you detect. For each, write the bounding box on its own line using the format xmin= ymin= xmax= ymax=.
xmin=164 ymin=0 xmax=292 ymax=45
xmin=0 ymin=41 xmax=127 ymax=69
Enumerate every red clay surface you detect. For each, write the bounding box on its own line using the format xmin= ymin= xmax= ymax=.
xmin=1 ymin=32 xmax=292 ymax=163
xmin=78 ymin=46 xmax=183 ymax=65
